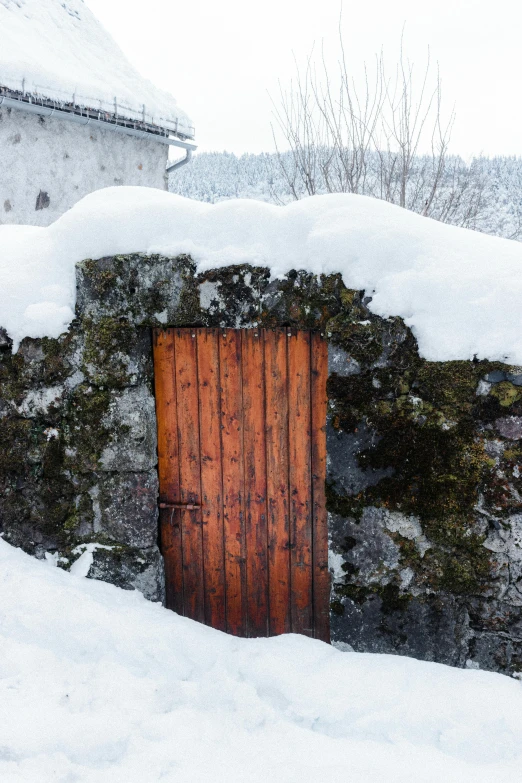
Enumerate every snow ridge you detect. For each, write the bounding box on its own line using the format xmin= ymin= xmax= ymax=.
xmin=1 ymin=186 xmax=522 ymax=363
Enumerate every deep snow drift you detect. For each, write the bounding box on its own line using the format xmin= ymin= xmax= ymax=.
xmin=0 ymin=0 xmax=193 ymax=135
xmin=0 ymin=538 xmax=521 ymax=782
xmin=1 ymin=186 xmax=522 ymax=362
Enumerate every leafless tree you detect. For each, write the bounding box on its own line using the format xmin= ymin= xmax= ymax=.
xmin=271 ymin=22 xmax=485 ymax=225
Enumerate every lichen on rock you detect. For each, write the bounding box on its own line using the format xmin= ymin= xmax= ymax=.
xmin=1 ymin=252 xmax=522 ymax=674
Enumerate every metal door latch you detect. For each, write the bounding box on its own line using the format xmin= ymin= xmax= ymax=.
xmin=159 ymin=502 xmax=201 ymax=510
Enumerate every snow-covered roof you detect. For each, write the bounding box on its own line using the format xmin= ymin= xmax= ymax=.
xmin=1 ymin=188 xmax=522 ymax=362
xmin=0 ymin=0 xmax=194 ymax=139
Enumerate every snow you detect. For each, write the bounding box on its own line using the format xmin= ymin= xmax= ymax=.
xmin=0 ymin=0 xmax=193 ymax=136
xmin=1 ymin=538 xmax=521 ymax=782
xmin=168 ymin=142 xmax=522 ymax=394
xmin=2 ymin=186 xmax=522 ymax=362
xmin=170 ymin=150 xmax=522 ymax=243
xmin=69 ymin=543 xmax=114 ymax=577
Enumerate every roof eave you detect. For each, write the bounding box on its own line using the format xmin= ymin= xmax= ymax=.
xmin=0 ymin=86 xmax=196 ymax=149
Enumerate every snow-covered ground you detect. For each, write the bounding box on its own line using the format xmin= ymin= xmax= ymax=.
xmin=0 ymin=538 xmax=521 ymax=782
xmin=2 ymin=186 xmax=522 ymax=363
xmin=0 ymin=0 xmax=193 ymax=135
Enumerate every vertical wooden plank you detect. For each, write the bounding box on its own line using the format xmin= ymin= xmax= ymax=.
xmin=241 ymin=329 xmax=269 ymax=637
xmin=311 ymin=332 xmax=330 ymax=643
xmin=265 ymin=328 xmax=291 ymax=636
xmin=174 ymin=329 xmax=205 ymax=624
xmin=153 ymin=328 xmax=183 ymax=614
xmin=288 ymin=330 xmax=313 ymax=635
xmin=197 ymin=328 xmax=226 ymax=631
xmin=219 ymin=329 xmax=247 ymax=636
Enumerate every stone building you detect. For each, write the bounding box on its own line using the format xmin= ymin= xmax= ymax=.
xmin=0 ymin=0 xmax=195 ymax=226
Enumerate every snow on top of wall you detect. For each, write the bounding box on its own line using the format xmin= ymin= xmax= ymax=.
xmin=1 ymin=186 xmax=522 ymax=363
xmin=0 ymin=0 xmax=194 ymax=137
xmin=2 ymin=536 xmax=522 ymax=781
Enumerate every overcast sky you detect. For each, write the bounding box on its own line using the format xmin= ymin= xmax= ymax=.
xmin=86 ymin=0 xmax=520 ymax=158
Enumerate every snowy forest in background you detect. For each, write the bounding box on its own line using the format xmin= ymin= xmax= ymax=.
xmin=170 ymin=151 xmax=522 ymax=242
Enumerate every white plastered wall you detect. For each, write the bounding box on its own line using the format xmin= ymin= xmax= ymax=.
xmin=0 ymin=106 xmax=168 ymax=226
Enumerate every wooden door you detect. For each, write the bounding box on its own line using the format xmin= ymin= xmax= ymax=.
xmin=153 ymin=327 xmax=330 ymax=642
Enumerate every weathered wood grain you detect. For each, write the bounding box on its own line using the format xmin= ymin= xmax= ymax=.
xmin=288 ymin=329 xmax=313 ymax=636
xmin=153 ymin=328 xmax=183 ymax=614
xmin=311 ymin=331 xmax=330 ymax=643
xmin=174 ymin=329 xmax=205 ymax=623
xmin=242 ymin=329 xmax=269 ymax=637
xmin=219 ymin=329 xmax=247 ymax=635
xmin=265 ymin=328 xmax=291 ymax=636
xmin=197 ymin=328 xmax=226 ymax=631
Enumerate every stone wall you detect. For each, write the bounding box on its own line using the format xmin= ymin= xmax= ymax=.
xmin=2 ymin=253 xmax=522 ymax=674
xmin=0 ymin=107 xmax=168 ymax=226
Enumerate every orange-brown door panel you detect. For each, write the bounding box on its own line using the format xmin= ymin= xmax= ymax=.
xmin=153 ymin=327 xmax=330 ymax=642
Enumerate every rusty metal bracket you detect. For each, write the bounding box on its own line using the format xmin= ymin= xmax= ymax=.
xmin=159 ymin=502 xmax=201 ymax=510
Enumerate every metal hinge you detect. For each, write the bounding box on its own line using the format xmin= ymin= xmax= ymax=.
xmin=159 ymin=502 xmax=201 ymax=510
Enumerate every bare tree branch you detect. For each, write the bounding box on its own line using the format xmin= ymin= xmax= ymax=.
xmin=269 ymin=26 xmax=485 ymax=228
